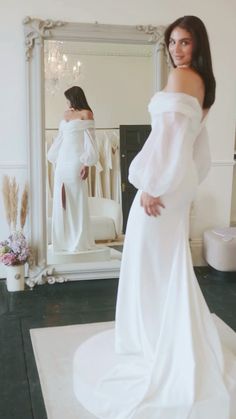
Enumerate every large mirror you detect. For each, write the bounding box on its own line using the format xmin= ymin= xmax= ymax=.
xmin=23 ymin=17 xmax=169 ymax=286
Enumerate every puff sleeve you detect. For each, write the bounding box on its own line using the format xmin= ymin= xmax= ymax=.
xmin=80 ymin=123 xmax=99 ymax=166
xmin=192 ymin=125 xmax=211 ymax=184
xmin=47 ymin=120 xmax=64 ymax=164
xmin=129 ymin=111 xmax=196 ymax=197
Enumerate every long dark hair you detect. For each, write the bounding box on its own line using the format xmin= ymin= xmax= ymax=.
xmin=164 ymin=16 xmax=216 ymax=108
xmin=64 ymin=86 xmax=92 ymax=112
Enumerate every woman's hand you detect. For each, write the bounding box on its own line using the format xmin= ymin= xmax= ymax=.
xmin=140 ymin=192 xmax=165 ymax=216
xmin=80 ymin=165 xmax=89 ymax=180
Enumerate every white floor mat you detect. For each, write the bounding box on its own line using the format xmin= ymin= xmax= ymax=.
xmin=30 ymin=321 xmax=114 ymax=419
xmin=30 ymin=315 xmax=236 ymax=419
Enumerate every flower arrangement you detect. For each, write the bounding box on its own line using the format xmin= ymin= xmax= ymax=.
xmin=0 ymin=231 xmax=30 ymax=266
xmin=0 ymin=176 xmax=31 ymax=266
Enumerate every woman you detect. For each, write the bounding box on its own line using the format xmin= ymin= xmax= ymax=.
xmin=47 ymin=86 xmax=98 ymax=252
xmin=73 ymin=17 xmax=236 ymax=418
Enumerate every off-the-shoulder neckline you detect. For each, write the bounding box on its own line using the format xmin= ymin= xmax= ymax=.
xmin=155 ymin=91 xmax=208 ymax=124
xmin=157 ymin=91 xmax=202 ymax=110
xmin=63 ymin=119 xmax=94 ymax=123
xmin=62 ymin=117 xmax=94 ymax=122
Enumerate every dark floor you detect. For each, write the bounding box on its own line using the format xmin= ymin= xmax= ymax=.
xmin=0 ymin=267 xmax=236 ymax=419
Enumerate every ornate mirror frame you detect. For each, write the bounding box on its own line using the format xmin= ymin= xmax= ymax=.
xmin=23 ymin=16 xmax=169 ymax=287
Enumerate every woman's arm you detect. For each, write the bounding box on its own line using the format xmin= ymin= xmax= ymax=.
xmin=139 ymin=69 xmax=206 ymax=217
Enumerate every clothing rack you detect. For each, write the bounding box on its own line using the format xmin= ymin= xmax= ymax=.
xmin=46 ymin=127 xmax=119 ymax=131
xmin=95 ymin=127 xmax=119 ymax=130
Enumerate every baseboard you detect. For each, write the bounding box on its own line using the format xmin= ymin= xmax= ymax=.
xmin=190 ymin=238 xmax=207 ymax=267
xmin=0 ymin=240 xmax=206 ymax=279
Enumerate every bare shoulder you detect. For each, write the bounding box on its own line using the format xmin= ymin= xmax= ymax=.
xmin=166 ymin=67 xmax=205 ymax=104
xmin=80 ymin=109 xmax=94 ymax=120
xmin=167 ymin=67 xmax=204 ymax=91
xmin=63 ymin=109 xmax=94 ymax=121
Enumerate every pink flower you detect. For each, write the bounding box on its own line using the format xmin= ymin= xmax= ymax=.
xmin=0 ymin=253 xmax=17 ymax=266
xmin=0 ymin=231 xmax=31 ymax=265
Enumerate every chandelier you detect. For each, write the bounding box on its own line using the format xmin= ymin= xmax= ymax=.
xmin=44 ymin=41 xmax=82 ymax=95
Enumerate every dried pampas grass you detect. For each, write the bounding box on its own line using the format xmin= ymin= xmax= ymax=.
xmin=9 ymin=177 xmax=19 ymax=231
xmin=20 ymin=184 xmax=29 ymax=229
xmin=2 ymin=175 xmax=11 ymax=228
xmin=2 ymin=175 xmax=29 ymax=232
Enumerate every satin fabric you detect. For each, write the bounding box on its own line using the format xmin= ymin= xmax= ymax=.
xmin=47 ymin=119 xmax=98 ymax=252
xmin=73 ymin=93 xmax=236 ymax=419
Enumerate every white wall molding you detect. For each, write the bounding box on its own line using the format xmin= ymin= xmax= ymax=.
xmin=0 ymin=162 xmax=27 ymax=169
xmin=0 ymin=160 xmax=234 ymax=169
xmin=211 ymin=160 xmax=235 ymax=167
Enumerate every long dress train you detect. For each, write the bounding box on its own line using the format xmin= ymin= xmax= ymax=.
xmin=73 ymin=92 xmax=236 ymax=419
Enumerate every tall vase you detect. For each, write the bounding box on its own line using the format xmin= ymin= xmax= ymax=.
xmin=5 ymin=264 xmax=25 ymax=291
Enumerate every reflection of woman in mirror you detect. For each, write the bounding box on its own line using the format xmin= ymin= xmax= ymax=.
xmin=74 ymin=16 xmax=236 ymax=418
xmin=47 ymin=86 xmax=98 ymax=252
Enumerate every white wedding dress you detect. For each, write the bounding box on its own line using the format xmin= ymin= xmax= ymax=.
xmin=73 ymin=92 xmax=236 ymax=419
xmin=47 ymin=119 xmax=98 ymax=252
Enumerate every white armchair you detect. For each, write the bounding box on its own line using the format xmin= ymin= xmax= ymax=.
xmin=47 ymin=197 xmax=123 ymax=244
xmin=88 ymin=197 xmax=123 ymax=241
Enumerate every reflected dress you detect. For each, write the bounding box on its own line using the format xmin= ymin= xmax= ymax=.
xmin=47 ymin=119 xmax=98 ymax=252
xmin=73 ymin=92 xmax=236 ymax=419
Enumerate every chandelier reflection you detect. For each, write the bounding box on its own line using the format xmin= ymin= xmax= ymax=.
xmin=44 ymin=41 xmax=82 ymax=95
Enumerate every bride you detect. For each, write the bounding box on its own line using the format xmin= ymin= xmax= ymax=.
xmin=47 ymin=86 xmax=98 ymax=252
xmin=73 ymin=16 xmax=236 ymax=419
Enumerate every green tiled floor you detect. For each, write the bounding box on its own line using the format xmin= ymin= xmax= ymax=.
xmin=0 ymin=268 xmax=236 ymax=419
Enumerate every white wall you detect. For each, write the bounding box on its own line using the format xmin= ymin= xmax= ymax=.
xmin=0 ymin=0 xmax=236 ymax=274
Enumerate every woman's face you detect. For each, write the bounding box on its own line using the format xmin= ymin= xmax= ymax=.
xmin=168 ymin=26 xmax=194 ymax=68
